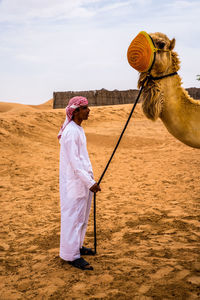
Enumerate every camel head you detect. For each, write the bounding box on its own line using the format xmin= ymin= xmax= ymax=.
xmin=136 ymin=32 xmax=180 ymax=121
xmin=148 ymin=32 xmax=180 ymax=77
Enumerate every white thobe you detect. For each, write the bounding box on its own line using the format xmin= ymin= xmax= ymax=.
xmin=59 ymin=120 xmax=96 ymax=261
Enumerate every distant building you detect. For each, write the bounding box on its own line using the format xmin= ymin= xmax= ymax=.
xmin=53 ymin=87 xmax=200 ymax=109
xmin=53 ymin=88 xmax=140 ymax=108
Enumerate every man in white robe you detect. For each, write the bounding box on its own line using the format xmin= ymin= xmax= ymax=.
xmin=58 ymin=96 xmax=101 ymax=270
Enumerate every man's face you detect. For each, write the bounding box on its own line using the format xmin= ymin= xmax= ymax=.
xmin=75 ymin=105 xmax=90 ymax=121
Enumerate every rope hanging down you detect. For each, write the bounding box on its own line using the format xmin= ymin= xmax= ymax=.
xmin=93 ymin=77 xmax=149 ymax=254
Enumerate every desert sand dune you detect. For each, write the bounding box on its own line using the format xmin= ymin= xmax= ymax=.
xmin=0 ymin=99 xmax=53 ymax=114
xmin=0 ymin=100 xmax=200 ymax=299
xmin=29 ymin=99 xmax=53 ymax=110
xmin=0 ymin=102 xmax=37 ymax=113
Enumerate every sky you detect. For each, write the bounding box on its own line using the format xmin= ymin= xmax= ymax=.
xmin=0 ymin=0 xmax=200 ymax=105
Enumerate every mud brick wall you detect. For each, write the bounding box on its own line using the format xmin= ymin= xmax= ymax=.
xmin=53 ymin=87 xmax=200 ymax=109
xmin=186 ymin=87 xmax=200 ymax=99
xmin=53 ymin=89 xmax=139 ymax=109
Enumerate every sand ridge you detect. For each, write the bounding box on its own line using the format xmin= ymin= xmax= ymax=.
xmin=0 ymin=100 xmax=200 ymax=299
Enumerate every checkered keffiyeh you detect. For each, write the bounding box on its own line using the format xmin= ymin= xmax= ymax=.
xmin=57 ymin=96 xmax=88 ymax=140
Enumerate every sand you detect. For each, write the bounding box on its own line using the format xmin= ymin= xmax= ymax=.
xmin=0 ymin=100 xmax=200 ymax=299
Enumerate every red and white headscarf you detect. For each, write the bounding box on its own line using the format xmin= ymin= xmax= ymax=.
xmin=58 ymin=96 xmax=88 ymax=140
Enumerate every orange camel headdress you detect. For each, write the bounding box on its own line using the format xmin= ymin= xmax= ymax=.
xmin=127 ymin=31 xmax=159 ymax=73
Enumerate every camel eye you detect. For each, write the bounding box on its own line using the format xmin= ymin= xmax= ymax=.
xmin=157 ymin=42 xmax=165 ymax=49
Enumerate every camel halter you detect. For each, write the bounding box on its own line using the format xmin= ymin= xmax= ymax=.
xmin=127 ymin=31 xmax=170 ymax=73
xmin=93 ymin=31 xmax=177 ymax=254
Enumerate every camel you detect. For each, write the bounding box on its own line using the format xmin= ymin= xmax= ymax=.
xmin=137 ymin=32 xmax=200 ymax=149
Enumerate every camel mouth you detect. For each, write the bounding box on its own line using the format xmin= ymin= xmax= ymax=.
xmin=127 ymin=31 xmax=156 ymax=73
xmin=127 ymin=31 xmax=172 ymax=76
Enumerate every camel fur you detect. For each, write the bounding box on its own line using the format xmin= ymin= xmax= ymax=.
xmin=138 ymin=32 xmax=200 ymax=149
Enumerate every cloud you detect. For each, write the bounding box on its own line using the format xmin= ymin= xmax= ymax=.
xmin=0 ymin=0 xmax=199 ymax=104
xmin=0 ymin=0 xmax=93 ymax=23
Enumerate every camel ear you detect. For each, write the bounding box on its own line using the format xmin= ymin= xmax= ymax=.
xmin=169 ymin=38 xmax=176 ymax=50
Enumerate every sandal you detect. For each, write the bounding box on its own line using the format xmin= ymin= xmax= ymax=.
xmin=80 ymin=246 xmax=95 ymax=256
xmin=68 ymin=257 xmax=93 ymax=270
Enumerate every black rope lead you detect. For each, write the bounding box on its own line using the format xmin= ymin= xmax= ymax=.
xmin=93 ymin=77 xmax=149 ymax=254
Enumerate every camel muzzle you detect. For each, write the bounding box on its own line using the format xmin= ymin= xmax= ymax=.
xmin=127 ymin=31 xmax=169 ymax=73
